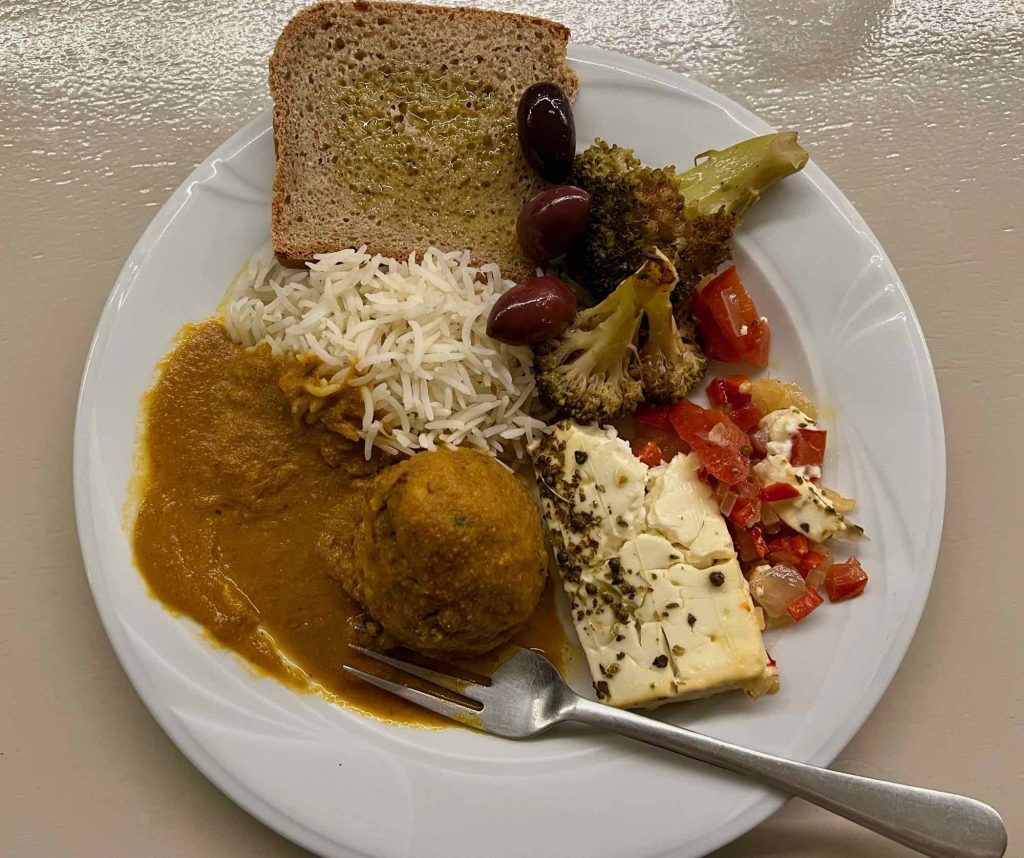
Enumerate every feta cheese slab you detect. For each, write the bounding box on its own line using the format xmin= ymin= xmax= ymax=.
xmin=533 ymin=421 xmax=778 ymax=709
xmin=646 ymin=454 xmax=735 ymax=567
xmin=758 ymin=406 xmax=821 ymax=479
xmin=535 ymin=422 xmax=647 ymax=570
xmin=753 ymin=454 xmax=863 ymax=543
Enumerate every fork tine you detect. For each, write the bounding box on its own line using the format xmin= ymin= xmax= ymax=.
xmin=349 ymin=645 xmax=485 ymax=700
xmin=343 ymin=665 xmax=482 ymax=727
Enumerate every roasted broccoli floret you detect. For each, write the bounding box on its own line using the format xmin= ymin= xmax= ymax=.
xmin=566 ymin=143 xmax=733 ymax=304
xmin=566 ymin=132 xmax=809 ymax=303
xmin=536 ymin=249 xmax=682 ymax=422
xmin=639 ymin=286 xmax=708 ymax=403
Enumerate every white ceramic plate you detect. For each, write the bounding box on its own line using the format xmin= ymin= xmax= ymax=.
xmin=74 ymin=47 xmax=944 ymax=858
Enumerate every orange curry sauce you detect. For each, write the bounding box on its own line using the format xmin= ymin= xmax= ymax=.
xmin=131 ymin=320 xmax=569 ymax=727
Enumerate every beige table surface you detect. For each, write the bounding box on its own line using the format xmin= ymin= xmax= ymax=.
xmin=2 ymin=0 xmax=1021 ymax=855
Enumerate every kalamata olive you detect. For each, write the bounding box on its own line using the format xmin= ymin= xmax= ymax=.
xmin=486 ymin=277 xmax=577 ymax=346
xmin=517 ymin=82 xmax=576 ymax=182
xmin=517 ymin=185 xmax=592 ymax=265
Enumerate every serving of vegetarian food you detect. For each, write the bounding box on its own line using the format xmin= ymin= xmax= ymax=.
xmin=129 ymin=0 xmax=873 ymax=724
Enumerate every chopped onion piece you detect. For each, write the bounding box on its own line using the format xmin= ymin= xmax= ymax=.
xmin=708 ymin=422 xmax=732 ymax=447
xmin=805 ymin=564 xmax=828 ymax=591
xmin=748 ymin=564 xmax=807 ymax=621
xmin=749 ymin=378 xmax=818 ymax=420
xmin=823 ymin=486 xmax=857 ymax=513
xmin=760 ymin=502 xmax=781 ymax=527
xmin=715 ymin=481 xmax=738 ymax=516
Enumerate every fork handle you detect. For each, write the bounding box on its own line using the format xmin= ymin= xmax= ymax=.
xmin=569 ymin=699 xmax=1006 ymax=858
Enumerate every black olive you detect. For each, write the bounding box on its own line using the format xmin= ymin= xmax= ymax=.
xmin=517 ymin=82 xmax=575 ymax=181
xmin=485 ymin=276 xmax=577 ymax=346
xmin=517 ymin=185 xmax=591 ymax=264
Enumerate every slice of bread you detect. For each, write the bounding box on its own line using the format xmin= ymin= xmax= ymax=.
xmin=269 ymin=1 xmax=578 ymax=281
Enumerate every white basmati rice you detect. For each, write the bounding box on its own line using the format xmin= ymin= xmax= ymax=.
xmin=224 ymin=245 xmax=549 ymax=459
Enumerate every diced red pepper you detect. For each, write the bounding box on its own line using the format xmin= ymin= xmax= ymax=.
xmin=751 ymin=526 xmax=769 ymax=558
xmin=787 ymin=586 xmax=824 ymax=621
xmin=791 ymin=428 xmax=827 ymax=469
xmin=729 ymin=502 xmax=760 ymax=529
xmin=825 ymin=557 xmax=869 ymax=602
xmin=795 ymin=549 xmax=831 ymax=582
xmin=765 ymin=649 xmax=777 ymax=668
xmin=767 ymin=533 xmax=810 ymax=556
xmin=802 ymin=550 xmax=830 ymax=573
xmin=635 ymin=440 xmax=664 ymax=468
xmin=707 ymin=376 xmax=762 ymax=432
xmin=759 ymin=482 xmax=801 ymax=502
xmin=634 ymin=403 xmax=673 ymax=432
xmin=768 ymin=531 xmax=823 ymax=575
xmin=667 ymin=399 xmax=751 ymax=485
xmin=707 ymin=375 xmax=752 ymax=409
xmin=707 ymin=377 xmax=730 ymax=407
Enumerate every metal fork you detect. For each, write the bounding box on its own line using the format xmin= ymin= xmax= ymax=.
xmin=346 ymin=645 xmax=1006 ymax=858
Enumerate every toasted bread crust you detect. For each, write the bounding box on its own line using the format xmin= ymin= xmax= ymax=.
xmin=269 ymin=1 xmax=577 ymax=279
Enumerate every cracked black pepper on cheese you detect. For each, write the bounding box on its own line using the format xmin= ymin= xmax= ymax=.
xmin=533 ymin=421 xmax=778 ymax=708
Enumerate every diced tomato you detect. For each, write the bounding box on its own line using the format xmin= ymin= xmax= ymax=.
xmin=692 ymin=267 xmax=771 ymax=368
xmin=825 ymin=557 xmax=869 ymax=602
xmin=727 ymin=476 xmax=762 ymax=528
xmin=730 ymin=401 xmax=763 ymax=433
xmin=692 ymin=287 xmax=741 ymax=363
xmin=667 ymin=399 xmax=751 ymax=485
xmin=634 ymin=403 xmax=673 ymax=432
xmin=706 ymin=268 xmax=755 ymax=341
xmin=759 ymin=482 xmax=801 ymax=502
xmin=630 ymin=422 xmax=690 ymax=464
xmin=791 ymin=428 xmax=827 ymax=469
xmin=750 ymin=428 xmax=769 ymax=460
xmin=731 ymin=524 xmax=769 ymax=562
xmin=742 ymin=317 xmax=771 ymax=367
xmin=635 ymin=440 xmax=664 ymax=468
xmin=787 ymin=586 xmax=824 ymax=621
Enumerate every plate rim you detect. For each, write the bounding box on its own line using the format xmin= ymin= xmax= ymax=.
xmin=73 ymin=43 xmax=946 ymax=858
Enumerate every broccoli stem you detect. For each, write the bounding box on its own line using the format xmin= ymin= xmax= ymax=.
xmin=676 ymin=132 xmax=809 ymax=220
xmin=644 ymin=289 xmax=677 ymax=352
xmin=574 ymin=297 xmax=644 ymax=376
